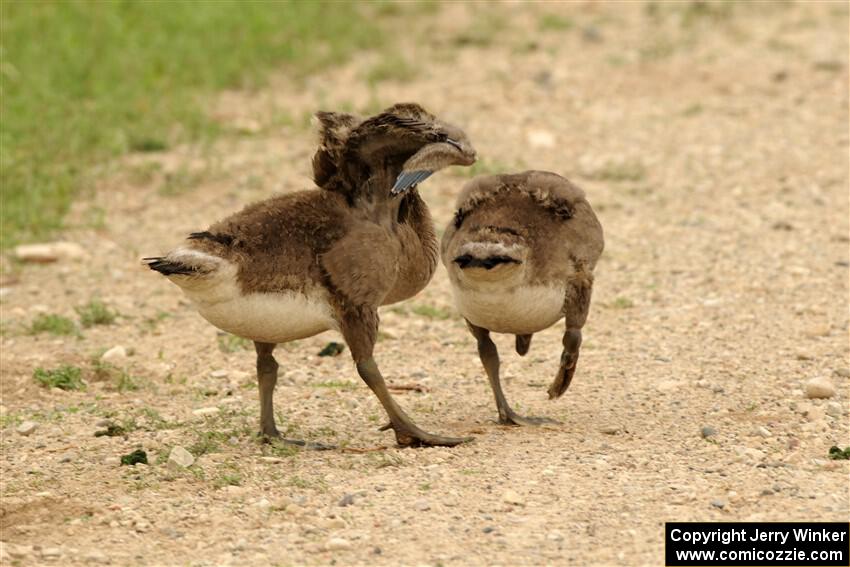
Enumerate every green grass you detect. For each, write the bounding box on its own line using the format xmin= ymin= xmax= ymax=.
xmin=29 ymin=313 xmax=79 ymax=336
xmin=365 ymin=54 xmax=415 ymax=86
xmin=33 ymin=365 xmax=84 ymax=390
xmin=828 ymin=446 xmax=850 ymax=460
xmin=609 ymin=297 xmax=635 ymax=309
xmin=76 ymin=299 xmax=117 ymax=327
xmin=451 ymin=12 xmax=506 ymax=48
xmin=538 ymin=14 xmax=574 ymax=32
xmin=411 ymin=304 xmax=453 ymax=320
xmin=586 ymin=160 xmax=647 ymax=182
xmin=217 ymin=333 xmax=252 ymax=353
xmin=215 ymin=472 xmax=244 ymax=488
xmin=0 ymin=1 xmax=384 ymax=248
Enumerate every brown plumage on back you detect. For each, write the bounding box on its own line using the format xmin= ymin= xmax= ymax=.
xmin=441 ymin=171 xmax=604 ymax=426
xmin=144 ymin=103 xmax=476 ymax=448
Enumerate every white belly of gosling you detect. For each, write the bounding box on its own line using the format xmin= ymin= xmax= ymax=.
xmin=166 ymin=251 xmax=336 ymax=344
xmin=194 ymin=291 xmax=336 ymax=344
xmin=453 ymin=283 xmax=565 ymax=335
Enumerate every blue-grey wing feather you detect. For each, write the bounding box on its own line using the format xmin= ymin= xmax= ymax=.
xmin=391 ymin=170 xmax=433 ymax=194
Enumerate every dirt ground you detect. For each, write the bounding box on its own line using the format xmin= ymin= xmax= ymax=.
xmin=1 ymin=2 xmax=848 ymax=566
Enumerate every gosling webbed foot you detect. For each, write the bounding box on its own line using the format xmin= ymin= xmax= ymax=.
xmin=498 ymin=411 xmax=560 ymax=427
xmin=258 ymin=430 xmax=335 ymax=451
xmin=380 ymin=421 xmax=472 ymax=448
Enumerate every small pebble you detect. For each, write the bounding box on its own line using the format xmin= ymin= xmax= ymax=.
xmin=7 ymin=544 xmax=32 ymax=559
xmin=134 ymin=520 xmax=150 ymax=532
xmin=326 ymin=537 xmax=351 ymax=551
xmin=756 ymin=426 xmax=771 ymax=437
xmin=192 ymin=407 xmax=221 ymax=417
xmin=599 ymin=425 xmax=620 ymax=435
xmin=825 ymin=402 xmax=844 ymax=418
xmin=15 ymin=242 xmax=84 ymax=263
xmin=502 ymin=490 xmax=525 ymax=506
xmin=338 ymin=493 xmax=356 ymax=507
xmin=414 ymin=499 xmax=431 ymax=511
xmin=805 ymin=377 xmax=836 ymax=399
xmin=700 ymin=426 xmax=717 ymax=438
xmin=16 ymin=421 xmax=38 ymax=436
xmin=101 ymin=346 xmax=127 ymax=366
xmin=41 ymin=547 xmax=62 ymax=559
xmin=210 ymin=369 xmax=229 ymax=379
xmin=168 ymin=446 xmax=195 ymax=468
xmin=710 ymin=499 xmax=726 ymax=509
xmin=483 ymin=526 xmax=495 ymax=534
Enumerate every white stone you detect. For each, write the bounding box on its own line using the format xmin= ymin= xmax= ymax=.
xmin=168 ymin=446 xmax=195 ymax=468
xmin=502 ymin=489 xmax=525 ymax=506
xmin=15 ymin=242 xmax=85 ymax=263
xmin=756 ymin=426 xmax=771 ymax=437
xmin=16 ymin=421 xmax=38 ymax=436
xmin=326 ymin=537 xmax=351 ymax=551
xmin=134 ymin=520 xmax=150 ymax=532
xmin=210 ymin=369 xmax=229 ymax=379
xmin=192 ymin=407 xmax=220 ymax=417
xmin=805 ymin=377 xmax=836 ymax=399
xmin=7 ymin=543 xmax=32 ymax=559
xmin=41 ymin=547 xmax=62 ymax=559
xmin=101 ymin=346 xmax=127 ymax=365
xmin=414 ymin=499 xmax=431 ymax=511
xmin=260 ymin=456 xmax=285 ymax=464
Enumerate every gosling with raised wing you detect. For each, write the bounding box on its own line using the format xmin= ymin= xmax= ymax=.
xmin=145 ymin=103 xmax=476 ymax=447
